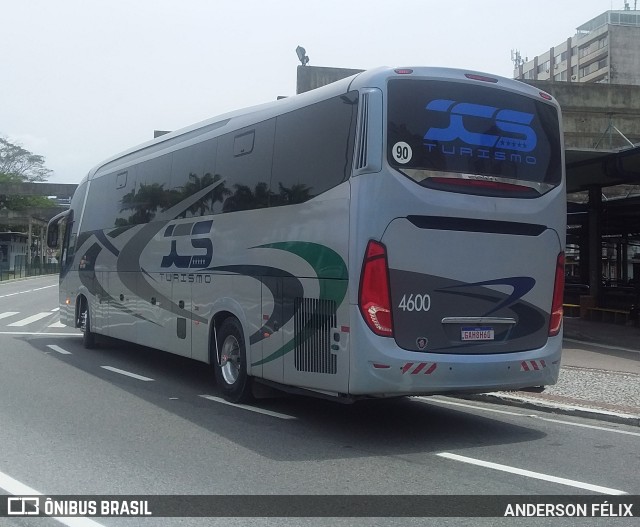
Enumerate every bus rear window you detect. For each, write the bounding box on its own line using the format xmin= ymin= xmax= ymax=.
xmin=387 ymin=79 xmax=562 ymax=195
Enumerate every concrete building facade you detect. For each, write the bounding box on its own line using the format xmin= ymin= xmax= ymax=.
xmin=514 ymin=9 xmax=640 ymax=85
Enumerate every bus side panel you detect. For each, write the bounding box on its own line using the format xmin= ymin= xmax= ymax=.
xmin=202 ymin=190 xmax=351 ymax=393
xmin=281 ymin=277 xmax=350 ymax=394
xmin=107 ymin=270 xmax=138 ymax=344
xmin=138 ymin=224 xmax=195 ymax=357
xmin=258 ymin=280 xmax=281 ymax=382
xmin=59 ymin=276 xmax=76 ymax=327
xmin=137 ymin=271 xmax=183 ymax=355
xmin=93 ymin=270 xmax=109 ymax=334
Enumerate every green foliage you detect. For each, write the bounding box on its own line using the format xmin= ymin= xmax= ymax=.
xmin=0 ymin=137 xmax=52 ymax=182
xmin=0 ymin=137 xmax=55 ymax=212
xmin=0 ymin=172 xmax=56 ymax=210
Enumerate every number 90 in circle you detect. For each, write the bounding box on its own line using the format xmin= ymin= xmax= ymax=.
xmin=398 ymin=294 xmax=431 ymax=312
xmin=392 ymin=142 xmax=412 ymax=164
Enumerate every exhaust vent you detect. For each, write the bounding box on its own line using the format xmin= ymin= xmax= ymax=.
xmin=294 ymin=298 xmax=337 ymax=374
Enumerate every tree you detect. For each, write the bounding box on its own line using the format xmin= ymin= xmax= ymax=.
xmin=0 ymin=136 xmax=55 ymax=211
xmin=0 ymin=137 xmax=52 ymax=182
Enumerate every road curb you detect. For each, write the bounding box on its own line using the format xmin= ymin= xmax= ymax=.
xmin=460 ymin=393 xmax=640 ymax=427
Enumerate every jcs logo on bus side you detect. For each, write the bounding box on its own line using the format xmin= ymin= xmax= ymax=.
xmin=424 ymin=99 xmax=538 ymax=164
xmin=160 ymin=220 xmax=213 ymax=269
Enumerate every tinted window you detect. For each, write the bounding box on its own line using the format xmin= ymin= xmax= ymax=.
xmin=271 ymin=92 xmax=358 ymax=206
xmin=64 ymin=180 xmax=88 ymax=266
xmin=387 ymin=79 xmax=562 ymax=189
xmin=118 ymin=154 xmax=172 ymax=225
xmin=217 ymin=120 xmax=275 ymax=213
xmin=84 ymin=173 xmax=122 ymax=231
xmin=171 ymin=140 xmax=224 ymax=217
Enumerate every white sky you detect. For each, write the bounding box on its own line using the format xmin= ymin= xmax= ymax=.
xmin=0 ymin=0 xmax=626 ymax=184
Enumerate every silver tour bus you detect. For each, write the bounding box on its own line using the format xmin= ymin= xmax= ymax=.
xmin=48 ymin=67 xmax=566 ymax=403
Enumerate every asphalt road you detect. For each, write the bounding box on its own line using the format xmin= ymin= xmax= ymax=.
xmin=0 ymin=276 xmax=638 ymax=527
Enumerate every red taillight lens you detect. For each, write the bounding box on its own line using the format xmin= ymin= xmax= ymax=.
xmin=465 ymin=73 xmax=498 ymax=83
xmin=359 ymin=240 xmax=393 ymax=337
xmin=429 ymin=177 xmax=535 ymax=194
xmin=549 ymin=252 xmax=565 ymax=337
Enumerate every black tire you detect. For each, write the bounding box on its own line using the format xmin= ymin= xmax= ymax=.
xmin=80 ymin=299 xmax=96 ymax=349
xmin=213 ymin=317 xmax=252 ymax=403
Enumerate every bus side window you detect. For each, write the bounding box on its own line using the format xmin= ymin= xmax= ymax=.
xmin=116 ymin=172 xmax=127 ymax=189
xmin=271 ymin=91 xmax=358 ymax=206
xmin=234 ymin=131 xmax=255 ymax=157
xmin=170 ymin=140 xmax=223 ymax=218
xmin=62 ymin=180 xmax=86 ymax=267
xmin=131 ymin=154 xmax=173 ymax=224
xmin=65 ymin=231 xmax=75 ymax=267
xmin=217 ymin=119 xmax=276 ymax=213
xmin=84 ymin=174 xmax=121 ymax=230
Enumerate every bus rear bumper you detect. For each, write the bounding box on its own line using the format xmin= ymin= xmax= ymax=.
xmin=348 ymin=330 xmax=563 ymax=397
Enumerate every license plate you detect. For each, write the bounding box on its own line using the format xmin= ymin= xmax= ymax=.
xmin=461 ymin=327 xmax=494 ymax=341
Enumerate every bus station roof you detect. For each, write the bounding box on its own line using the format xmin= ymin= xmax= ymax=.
xmin=566 ymin=144 xmax=640 ymax=193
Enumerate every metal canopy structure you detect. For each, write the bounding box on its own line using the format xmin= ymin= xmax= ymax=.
xmin=566 ymin=145 xmax=640 ymax=193
xmin=565 ymin=144 xmax=640 ymax=308
xmin=566 ymin=144 xmax=640 ymax=239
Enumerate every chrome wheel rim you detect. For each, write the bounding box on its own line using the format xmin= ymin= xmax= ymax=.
xmin=220 ymin=334 xmax=241 ymax=385
xmin=81 ymin=309 xmax=88 ymax=332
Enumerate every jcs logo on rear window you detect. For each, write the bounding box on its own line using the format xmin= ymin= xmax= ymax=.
xmin=424 ymin=99 xmax=537 ymax=163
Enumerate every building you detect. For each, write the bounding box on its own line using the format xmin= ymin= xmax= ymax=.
xmin=514 ymin=8 xmax=640 ymax=85
xmin=0 ymin=232 xmax=28 ymax=272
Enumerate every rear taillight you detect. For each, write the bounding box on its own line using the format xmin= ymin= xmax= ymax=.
xmin=549 ymin=252 xmax=565 ymax=337
xmin=359 ymin=240 xmax=394 ymax=337
xmin=429 ymin=177 xmax=534 ymax=194
xmin=465 ymin=73 xmax=498 ymax=83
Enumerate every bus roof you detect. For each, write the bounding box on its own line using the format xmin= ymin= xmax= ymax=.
xmin=89 ymin=66 xmax=556 ymax=179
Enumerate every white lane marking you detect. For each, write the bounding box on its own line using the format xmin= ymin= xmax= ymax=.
xmin=199 ymin=395 xmax=297 ymax=420
xmin=423 ymin=397 xmax=640 ymax=437
xmin=0 ymin=311 xmax=19 ymax=320
xmin=51 ymin=307 xmax=60 ymax=312
xmin=101 ymin=366 xmax=154 ymax=382
xmin=489 ymin=392 xmax=640 ymax=424
xmin=0 ymin=331 xmax=81 ymax=336
xmin=420 ymin=396 xmax=537 ymax=417
xmin=536 ymin=415 xmax=640 ymax=437
xmin=0 ymin=468 xmax=106 ymax=527
xmin=47 ymin=344 xmax=72 ymax=355
xmin=0 ymin=284 xmax=56 ymax=299
xmin=8 ymin=312 xmax=53 ymax=327
xmin=436 ymin=452 xmax=628 ymax=495
xmin=564 ymin=337 xmax=640 ymax=355
xmin=48 ymin=321 xmax=66 ymax=328
xmin=32 ymin=285 xmax=57 ymax=292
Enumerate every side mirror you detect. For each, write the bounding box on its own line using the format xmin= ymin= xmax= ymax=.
xmin=47 ymin=223 xmax=59 ymax=249
xmin=46 ymin=209 xmax=70 ymax=249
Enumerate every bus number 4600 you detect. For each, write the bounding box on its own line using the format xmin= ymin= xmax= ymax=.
xmin=398 ymin=294 xmax=431 ymax=312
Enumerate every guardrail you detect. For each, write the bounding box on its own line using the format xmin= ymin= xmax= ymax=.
xmin=0 ymin=263 xmax=60 ymax=282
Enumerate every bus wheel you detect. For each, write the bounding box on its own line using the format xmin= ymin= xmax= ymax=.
xmin=214 ymin=317 xmax=252 ymax=403
xmin=80 ymin=299 xmax=96 ymax=349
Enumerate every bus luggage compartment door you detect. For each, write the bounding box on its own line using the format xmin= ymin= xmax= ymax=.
xmin=381 ymin=216 xmax=561 ymax=354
